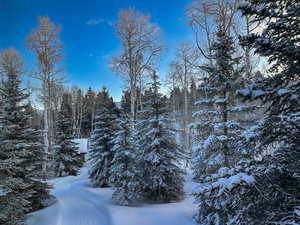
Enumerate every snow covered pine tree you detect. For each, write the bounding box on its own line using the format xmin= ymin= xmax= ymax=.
xmin=0 ymin=48 xmax=50 ymax=225
xmin=109 ymin=114 xmax=142 ymax=205
xmin=191 ymin=28 xmax=253 ymax=179
xmin=54 ymin=93 xmax=81 ymax=177
xmin=135 ymin=72 xmax=185 ymax=203
xmin=191 ymin=0 xmax=300 ymax=224
xmin=89 ymin=106 xmax=116 ymax=187
xmin=191 ymin=29 xmax=258 ymax=225
xmin=224 ymin=0 xmax=300 ymax=224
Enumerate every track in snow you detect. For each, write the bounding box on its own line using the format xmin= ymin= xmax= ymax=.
xmin=27 ymin=168 xmax=113 ymax=225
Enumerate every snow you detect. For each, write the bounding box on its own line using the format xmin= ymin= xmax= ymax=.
xmin=215 ymin=98 xmax=227 ymax=104
xmin=295 ymin=206 xmax=300 ymax=217
xmin=277 ymin=88 xmax=290 ymax=96
xmin=195 ymin=98 xmax=226 ymax=105
xmin=27 ymin=164 xmax=198 ymax=225
xmin=198 ymin=172 xmax=255 ymax=197
xmin=252 ymin=90 xmax=264 ymax=97
xmin=241 ymin=123 xmax=260 ymax=141
xmin=236 ymin=88 xmax=250 ymax=96
xmin=91 ymin=177 xmax=198 ymax=225
xmin=194 ymin=99 xmax=214 ymax=105
xmin=0 ymin=185 xmax=8 ymax=196
xmin=236 ymin=88 xmax=265 ymax=98
xmin=219 ymin=173 xmax=255 ymax=190
xmin=230 ymin=106 xmax=250 ymax=112
xmin=27 ymin=168 xmax=112 ymax=225
xmin=73 ymin=138 xmax=88 ymax=153
xmin=192 ymin=109 xmax=220 ymax=118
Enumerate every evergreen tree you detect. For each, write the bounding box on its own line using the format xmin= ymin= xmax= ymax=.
xmin=0 ymin=48 xmax=50 ymax=225
xmin=54 ymin=93 xmax=81 ymax=177
xmin=89 ymin=107 xmax=116 ymax=187
xmin=24 ymin=101 xmax=41 ymax=130
xmin=189 ymin=77 xmax=198 ymax=110
xmin=74 ymin=87 xmax=84 ymax=138
xmin=98 ymin=87 xmax=119 ymax=116
xmin=110 ymin=114 xmax=142 ymax=206
xmin=192 ymin=1 xmax=300 ymax=224
xmin=135 ymin=72 xmax=185 ymax=203
xmin=191 ymin=29 xmax=248 ymax=180
xmin=22 ymin=102 xmax=50 ymax=212
xmin=191 ymin=29 xmax=258 ymax=224
xmin=95 ymin=86 xmax=111 ymax=111
xmin=214 ymin=0 xmax=300 ymax=224
xmin=120 ymin=89 xmax=131 ymax=114
xmin=82 ymin=87 xmax=96 ymax=137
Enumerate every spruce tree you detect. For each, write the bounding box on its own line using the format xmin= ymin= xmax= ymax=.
xmin=109 ymin=114 xmax=142 ymax=205
xmin=24 ymin=101 xmax=41 ymax=130
xmin=54 ymin=93 xmax=81 ymax=177
xmin=191 ymin=29 xmax=250 ymax=181
xmin=216 ymin=0 xmax=300 ymax=224
xmin=191 ymin=29 xmax=258 ymax=224
xmin=89 ymin=107 xmax=116 ymax=187
xmin=135 ymin=72 xmax=185 ymax=203
xmin=120 ymin=90 xmax=131 ymax=114
xmin=0 ymin=48 xmax=50 ymax=225
xmin=191 ymin=1 xmax=300 ymax=224
xmin=82 ymin=87 xmax=96 ymax=137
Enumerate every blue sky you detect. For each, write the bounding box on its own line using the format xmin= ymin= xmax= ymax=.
xmin=0 ymin=0 xmax=193 ymax=101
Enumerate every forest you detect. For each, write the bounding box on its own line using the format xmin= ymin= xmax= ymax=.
xmin=0 ymin=0 xmax=300 ymax=225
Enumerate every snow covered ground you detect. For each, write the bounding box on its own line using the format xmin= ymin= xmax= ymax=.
xmin=27 ymin=166 xmax=198 ymax=225
xmin=27 ymin=139 xmax=198 ymax=225
xmin=27 ymin=167 xmax=112 ymax=225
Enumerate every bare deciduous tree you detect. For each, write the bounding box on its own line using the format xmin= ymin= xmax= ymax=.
xmin=187 ymin=0 xmax=216 ymax=64
xmin=170 ymin=42 xmax=200 ymax=156
xmin=233 ymin=7 xmax=263 ymax=78
xmin=26 ymin=17 xmax=65 ymax=178
xmin=187 ymin=0 xmax=239 ymax=64
xmin=70 ymin=85 xmax=83 ymax=138
xmin=111 ymin=8 xmax=164 ymax=121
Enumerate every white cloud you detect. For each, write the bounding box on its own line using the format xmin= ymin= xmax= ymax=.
xmin=86 ymin=18 xmax=104 ymax=25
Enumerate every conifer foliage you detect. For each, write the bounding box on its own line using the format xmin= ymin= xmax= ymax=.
xmin=54 ymin=93 xmax=81 ymax=177
xmin=229 ymin=0 xmax=300 ymax=224
xmin=89 ymin=106 xmax=116 ymax=187
xmin=0 ymin=48 xmax=50 ymax=225
xmin=109 ymin=115 xmax=142 ymax=206
xmin=190 ymin=29 xmax=254 ymax=224
xmin=191 ymin=1 xmax=300 ymax=224
xmin=135 ymin=72 xmax=185 ymax=203
xmin=191 ymin=29 xmax=254 ymax=181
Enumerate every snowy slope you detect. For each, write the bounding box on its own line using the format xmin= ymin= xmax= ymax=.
xmin=27 ymin=141 xmax=198 ymax=225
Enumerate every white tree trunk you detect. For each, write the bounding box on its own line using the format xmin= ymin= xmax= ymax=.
xmin=42 ymin=108 xmax=49 ymax=179
xmin=130 ymin=85 xmax=136 ymax=121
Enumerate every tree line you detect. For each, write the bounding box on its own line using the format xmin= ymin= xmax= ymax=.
xmin=89 ymin=72 xmax=185 ymax=205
